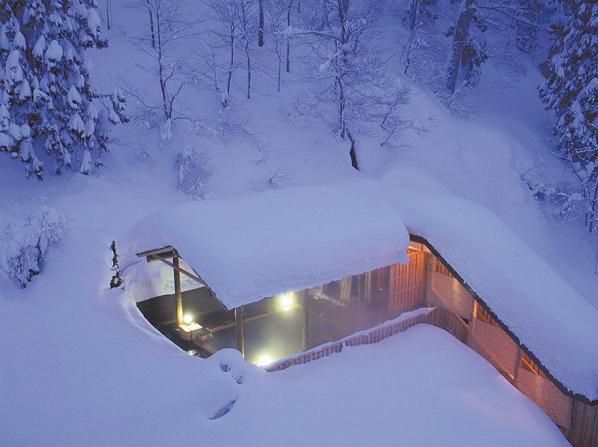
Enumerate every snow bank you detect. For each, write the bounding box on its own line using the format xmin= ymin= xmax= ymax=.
xmin=207 ymin=325 xmax=568 ymax=447
xmin=380 ymin=181 xmax=598 ymax=401
xmin=128 ymin=184 xmax=410 ymax=309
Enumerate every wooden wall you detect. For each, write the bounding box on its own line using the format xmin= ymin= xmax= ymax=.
xmin=426 ymin=257 xmax=473 ymax=320
xmin=570 ymin=401 xmax=598 ymax=447
xmin=389 ymin=249 xmax=427 ymax=313
xmin=266 ymin=243 xmax=598 ymax=446
xmin=422 ymin=255 xmax=598 ymax=447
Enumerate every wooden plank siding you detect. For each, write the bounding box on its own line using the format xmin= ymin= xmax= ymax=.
xmin=517 ymin=367 xmax=573 ymax=430
xmin=426 ymin=256 xmax=474 ymax=320
xmin=468 ymin=318 xmax=520 ymax=380
xmin=415 ymin=240 xmax=598 ymax=447
xmin=424 ymin=307 xmax=468 ymax=343
xmin=570 ymin=401 xmax=598 ymax=447
xmin=389 ymin=250 xmax=427 ymax=314
xmin=263 ymin=235 xmax=598 ymax=446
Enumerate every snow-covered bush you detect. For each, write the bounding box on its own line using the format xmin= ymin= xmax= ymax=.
xmin=522 ymin=168 xmax=597 ymax=227
xmin=175 ymin=147 xmax=211 ymax=199
xmin=0 ymin=208 xmax=67 ymax=288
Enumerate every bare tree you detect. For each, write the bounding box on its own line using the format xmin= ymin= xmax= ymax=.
xmin=132 ymin=0 xmax=195 ymax=124
xmin=205 ymin=0 xmax=241 ymax=104
xmin=145 ymin=0 xmax=157 ymax=49
xmin=205 ymin=0 xmax=257 ymax=101
xmin=236 ymin=0 xmax=257 ymax=99
xmin=294 ymin=0 xmax=408 ymax=169
xmin=284 ymin=0 xmax=295 ymax=72
xmin=265 ymin=0 xmax=287 ymax=91
xmin=402 ymin=0 xmax=422 ymax=75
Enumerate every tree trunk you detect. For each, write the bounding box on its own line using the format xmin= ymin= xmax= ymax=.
xmin=446 ymin=0 xmax=476 ymax=94
xmin=241 ymin=3 xmax=251 ymax=99
xmin=246 ymin=40 xmax=252 ymax=99
xmin=156 ymin=17 xmax=170 ymax=119
xmin=277 ymin=55 xmax=282 ymax=92
xmin=258 ymin=0 xmax=265 ymax=47
xmin=227 ymin=27 xmax=235 ymax=96
xmin=404 ymin=0 xmax=419 ymax=74
xmin=286 ymin=3 xmax=292 ymax=72
xmin=347 ymin=130 xmax=359 ymax=171
xmin=147 ymin=0 xmax=156 ymax=50
xmin=337 ymin=77 xmax=346 ymax=139
xmin=106 ymin=0 xmax=112 ymax=30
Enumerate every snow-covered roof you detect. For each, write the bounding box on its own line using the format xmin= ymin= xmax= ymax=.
xmin=379 ymin=182 xmax=598 ymax=402
xmin=129 ymin=184 xmax=410 ymax=309
xmin=128 ymin=178 xmax=598 ymax=401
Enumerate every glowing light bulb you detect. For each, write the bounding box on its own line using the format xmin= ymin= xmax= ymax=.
xmin=183 ymin=313 xmax=194 ymax=325
xmin=255 ymin=353 xmax=274 ymax=367
xmin=277 ymin=292 xmax=295 ymax=312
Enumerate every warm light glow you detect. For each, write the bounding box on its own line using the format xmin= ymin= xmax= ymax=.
xmin=179 ymin=321 xmax=203 ymax=333
xmin=183 ymin=313 xmax=194 ymax=325
xmin=254 ymin=353 xmax=274 ymax=367
xmin=276 ymin=292 xmax=296 ymax=312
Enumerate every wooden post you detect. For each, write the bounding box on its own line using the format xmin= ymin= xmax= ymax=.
xmin=364 ymin=271 xmax=372 ymax=303
xmin=303 ymin=292 xmax=310 ymax=350
xmin=235 ymin=307 xmax=245 ymax=357
xmin=173 ymin=256 xmax=183 ymax=326
xmin=513 ymin=348 xmax=522 ymax=384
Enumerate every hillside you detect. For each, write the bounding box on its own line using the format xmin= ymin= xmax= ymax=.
xmin=0 ymin=1 xmax=595 ymax=445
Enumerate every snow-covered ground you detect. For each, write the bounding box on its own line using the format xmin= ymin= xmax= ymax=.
xmin=0 ymin=155 xmax=572 ymax=447
xmin=208 ymin=325 xmax=568 ymax=447
xmin=1 ymin=0 xmax=596 ymax=445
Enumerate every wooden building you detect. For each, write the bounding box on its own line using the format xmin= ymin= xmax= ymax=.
xmin=129 ymin=183 xmax=598 ymax=447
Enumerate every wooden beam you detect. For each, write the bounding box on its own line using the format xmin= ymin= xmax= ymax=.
xmin=209 ymin=308 xmax=277 ymax=333
xmin=149 ymin=255 xmax=229 ymax=310
xmin=151 ymin=255 xmax=206 ymax=286
xmin=137 ymin=246 xmax=176 ymax=259
xmin=235 ymin=307 xmax=245 ymax=357
xmin=173 ymin=256 xmax=183 ymax=327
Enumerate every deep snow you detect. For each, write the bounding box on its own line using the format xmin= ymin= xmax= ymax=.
xmin=129 ymin=183 xmax=409 ymax=308
xmin=1 ymin=0 xmax=596 ymax=445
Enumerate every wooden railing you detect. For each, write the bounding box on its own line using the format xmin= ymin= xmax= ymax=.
xmin=267 ymin=310 xmax=430 ymax=372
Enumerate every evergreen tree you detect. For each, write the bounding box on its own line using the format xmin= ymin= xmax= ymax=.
xmin=0 ymin=0 xmax=127 ymax=179
xmin=540 ymin=0 xmax=597 ymax=234
xmin=540 ymin=0 xmax=597 ymax=173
